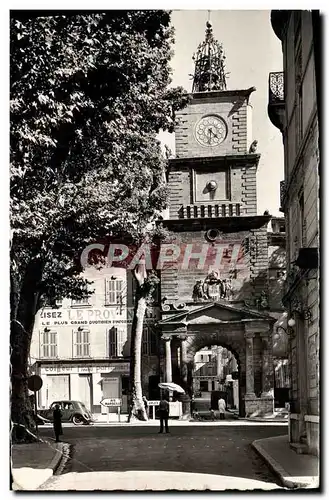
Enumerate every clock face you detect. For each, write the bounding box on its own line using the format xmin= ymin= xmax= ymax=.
xmin=195 ymin=115 xmax=227 ymax=147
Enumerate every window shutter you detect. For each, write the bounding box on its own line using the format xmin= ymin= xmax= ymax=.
xmin=109 ymin=327 xmax=117 ymax=357
xmin=105 ymin=279 xmax=116 ymax=305
xmin=142 ymin=327 xmax=148 ymax=355
xmin=74 ymin=329 xmax=90 ymax=357
xmin=43 ymin=331 xmax=48 ymax=357
xmin=117 ymin=327 xmax=125 ymax=357
xmin=105 ymin=279 xmax=109 ymax=305
xmin=150 ymin=329 xmax=157 ymax=355
xmin=50 ymin=331 xmax=57 ymax=358
xmin=83 ymin=330 xmax=89 ymax=356
xmin=75 ymin=330 xmax=81 ymax=357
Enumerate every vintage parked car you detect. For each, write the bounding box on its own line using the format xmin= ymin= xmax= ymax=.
xmin=38 ymin=400 xmax=94 ymax=425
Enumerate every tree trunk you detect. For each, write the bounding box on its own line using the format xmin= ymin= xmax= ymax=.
xmin=128 ymin=263 xmax=148 ymax=422
xmin=10 ymin=259 xmax=43 ymax=441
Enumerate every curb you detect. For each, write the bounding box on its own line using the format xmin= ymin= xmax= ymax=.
xmin=38 ymin=441 xmax=71 ymax=485
xmin=12 ymin=441 xmax=70 ymax=491
xmin=252 ymin=439 xmax=304 ymax=489
xmin=47 ymin=442 xmax=64 ymax=473
xmin=242 ymin=418 xmax=288 ymax=423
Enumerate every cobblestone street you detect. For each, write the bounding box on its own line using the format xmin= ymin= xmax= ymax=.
xmin=39 ymin=423 xmax=287 ymax=490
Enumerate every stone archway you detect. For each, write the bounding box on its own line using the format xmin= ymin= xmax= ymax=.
xmin=159 ymin=302 xmax=275 ymax=418
xmin=189 ymin=341 xmax=242 ymax=415
xmin=184 ymin=328 xmax=247 ymax=417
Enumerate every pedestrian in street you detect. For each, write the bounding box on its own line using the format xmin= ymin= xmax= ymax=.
xmin=142 ymin=395 xmax=149 ymax=418
xmin=218 ymin=397 xmax=226 ymax=420
xmin=53 ymin=404 xmax=63 ymax=442
xmin=209 ymin=407 xmax=216 ymax=421
xmin=190 ymin=394 xmax=196 ymax=416
xmin=158 ymin=396 xmax=170 ymax=434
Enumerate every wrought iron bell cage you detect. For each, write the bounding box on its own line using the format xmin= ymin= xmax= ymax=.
xmin=192 ymin=22 xmax=227 ymax=93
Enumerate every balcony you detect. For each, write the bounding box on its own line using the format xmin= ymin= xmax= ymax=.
xmin=181 ymin=203 xmax=241 ymax=219
xmin=268 ymin=72 xmax=285 ymax=132
xmin=279 ymin=180 xmax=286 ymax=212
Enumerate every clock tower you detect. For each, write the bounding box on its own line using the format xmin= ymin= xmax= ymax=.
xmin=169 ymin=22 xmax=258 ymax=219
xmin=159 ymin=22 xmax=275 ymax=418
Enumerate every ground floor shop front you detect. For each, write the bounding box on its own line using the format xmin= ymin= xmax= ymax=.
xmin=37 ymin=361 xmax=131 ymax=415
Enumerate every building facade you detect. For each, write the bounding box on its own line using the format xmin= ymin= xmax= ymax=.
xmin=157 ymin=22 xmax=287 ymax=418
xmin=268 ymin=10 xmax=320 ymax=455
xmin=30 ymin=266 xmax=160 ymax=417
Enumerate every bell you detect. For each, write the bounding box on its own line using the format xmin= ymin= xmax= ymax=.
xmin=207 ymin=180 xmax=218 ymax=191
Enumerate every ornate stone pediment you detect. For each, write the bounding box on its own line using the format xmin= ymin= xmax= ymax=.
xmin=158 ymin=301 xmax=272 ymax=327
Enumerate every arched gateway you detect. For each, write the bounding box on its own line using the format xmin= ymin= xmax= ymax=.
xmin=158 ymin=302 xmax=276 ymax=417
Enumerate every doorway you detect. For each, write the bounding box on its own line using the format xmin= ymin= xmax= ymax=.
xmin=79 ymin=374 xmax=92 ymax=411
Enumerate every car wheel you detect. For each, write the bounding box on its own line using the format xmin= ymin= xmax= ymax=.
xmin=72 ymin=414 xmax=84 ymax=425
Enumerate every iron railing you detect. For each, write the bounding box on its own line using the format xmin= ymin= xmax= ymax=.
xmin=280 ymin=180 xmax=286 ymax=209
xmin=269 ymin=71 xmax=284 ymax=104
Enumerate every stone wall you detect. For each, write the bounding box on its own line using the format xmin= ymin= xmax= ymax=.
xmin=160 ymin=223 xmax=269 ymax=307
xmin=168 ymin=161 xmax=257 ymax=219
xmin=175 ymin=94 xmax=249 ymax=159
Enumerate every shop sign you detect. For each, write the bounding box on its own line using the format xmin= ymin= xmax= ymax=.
xmin=100 ymin=398 xmax=122 ymax=407
xmin=37 ymin=307 xmax=159 ymax=327
xmin=148 ymin=400 xmax=160 ymax=406
xmin=41 ymin=363 xmax=129 ymax=374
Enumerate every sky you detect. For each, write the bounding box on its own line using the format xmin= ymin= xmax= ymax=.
xmin=159 ymin=9 xmax=284 ymax=217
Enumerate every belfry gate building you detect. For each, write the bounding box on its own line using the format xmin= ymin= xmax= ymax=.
xmin=30 ymin=22 xmax=288 ymax=420
xmin=157 ymin=22 xmax=286 ymax=418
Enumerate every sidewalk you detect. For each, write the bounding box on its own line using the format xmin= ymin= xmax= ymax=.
xmin=11 ymin=440 xmax=68 ymax=490
xmin=92 ymin=412 xmax=288 ymax=424
xmin=252 ymin=435 xmax=319 ymax=489
xmin=87 ymin=419 xmax=288 ymax=427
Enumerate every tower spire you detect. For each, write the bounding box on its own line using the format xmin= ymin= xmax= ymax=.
xmin=192 ymin=21 xmax=227 ymax=93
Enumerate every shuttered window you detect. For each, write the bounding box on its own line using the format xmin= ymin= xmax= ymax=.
xmin=75 ymin=329 xmax=90 ymax=357
xmin=71 ymin=296 xmax=90 ymax=306
xmin=42 ymin=330 xmax=57 ymax=358
xmin=117 ymin=327 xmax=126 ymax=357
xmin=105 ymin=279 xmax=123 ymax=305
xmin=109 ymin=327 xmax=117 ymax=357
xmin=142 ymin=326 xmax=157 ymax=356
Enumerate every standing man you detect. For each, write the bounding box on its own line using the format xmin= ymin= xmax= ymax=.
xmin=53 ymin=404 xmax=63 ymax=442
xmin=158 ymin=396 xmax=170 ymax=434
xmin=218 ymin=397 xmax=226 ymax=420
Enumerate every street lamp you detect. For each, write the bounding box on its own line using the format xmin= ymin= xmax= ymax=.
xmin=274 ymin=318 xmax=296 ymax=339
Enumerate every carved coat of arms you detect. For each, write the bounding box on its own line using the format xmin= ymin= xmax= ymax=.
xmin=192 ymin=270 xmax=233 ymax=302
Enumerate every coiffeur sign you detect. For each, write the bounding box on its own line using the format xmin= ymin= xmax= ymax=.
xmin=41 ymin=363 xmax=130 ymax=374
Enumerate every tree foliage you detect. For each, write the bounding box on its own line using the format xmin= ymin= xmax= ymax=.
xmin=10 ymin=11 xmax=189 ymax=434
